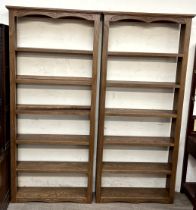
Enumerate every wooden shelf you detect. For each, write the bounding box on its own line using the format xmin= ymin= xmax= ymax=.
xmin=16 ymin=47 xmax=93 ymax=56
xmin=100 ymin=187 xmax=170 ymax=203
xmin=8 ymin=7 xmax=100 ymax=203
xmin=104 ymin=136 xmax=174 ymax=147
xmin=107 ymin=81 xmax=180 ymax=89
xmin=192 ymin=115 xmax=196 ymax=119
xmin=16 ymin=187 xmax=87 ymax=203
xmin=17 ymin=161 xmax=88 ymax=174
xmin=187 ymin=136 xmax=196 ymax=159
xmin=96 ymin=11 xmax=193 ymax=204
xmin=108 ymin=51 xmax=183 ymax=58
xmin=182 ymin=182 xmax=196 ymax=204
xmin=102 ymin=162 xmax=172 ymax=175
xmin=105 ymin=108 xmax=177 ymax=118
xmin=16 ymin=75 xmax=92 ymax=86
xmin=16 ymin=104 xmax=90 ymax=116
xmin=16 ymin=134 xmax=89 ymax=146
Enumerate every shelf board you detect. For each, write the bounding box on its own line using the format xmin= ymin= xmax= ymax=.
xmin=17 ymin=161 xmax=88 ymax=174
xmin=187 ymin=136 xmax=196 ymax=159
xmin=107 ymin=80 xmax=180 ymax=89
xmin=192 ymin=115 xmax=196 ymax=119
xmin=105 ymin=108 xmax=177 ymax=118
xmin=102 ymin=162 xmax=172 ymax=175
xmin=16 ymin=187 xmax=87 ymax=203
xmin=104 ymin=136 xmax=174 ymax=147
xmin=100 ymin=187 xmax=170 ymax=203
xmin=182 ymin=182 xmax=196 ymax=204
xmin=16 ymin=47 xmax=93 ymax=56
xmin=108 ymin=51 xmax=183 ymax=58
xmin=16 ymin=75 xmax=92 ymax=86
xmin=16 ymin=134 xmax=89 ymax=146
xmin=16 ymin=104 xmax=90 ymax=116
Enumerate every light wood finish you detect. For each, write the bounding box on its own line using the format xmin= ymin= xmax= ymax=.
xmin=96 ymin=14 xmax=194 ymax=203
xmin=16 ymin=187 xmax=87 ymax=203
xmin=6 ymin=6 xmax=196 ymax=18
xmin=102 ymin=162 xmax=172 ymax=175
xmin=96 ymin=15 xmax=110 ymax=201
xmin=108 ymin=51 xmax=183 ymax=58
xmin=167 ymin=18 xmax=192 ymax=202
xmin=104 ymin=136 xmax=174 ymax=147
xmin=17 ymin=161 xmax=88 ymax=173
xmin=7 ymin=6 xmax=100 ymax=203
xmin=16 ymin=75 xmax=92 ymax=86
xmin=16 ymin=134 xmax=89 ymax=146
xmin=107 ymin=81 xmax=180 ymax=89
xmin=100 ymin=187 xmax=170 ymax=203
xmin=9 ymin=9 xmax=17 ymax=203
xmin=105 ymin=108 xmax=177 ymax=118
xmin=16 ymin=104 xmax=90 ymax=116
xmin=16 ymin=47 xmax=93 ymax=56
xmin=87 ymin=14 xmax=100 ymax=202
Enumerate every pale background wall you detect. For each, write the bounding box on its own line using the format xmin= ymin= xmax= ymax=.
xmin=0 ymin=0 xmax=196 ymax=191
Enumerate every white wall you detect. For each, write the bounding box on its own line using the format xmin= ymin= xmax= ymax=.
xmin=0 ymin=0 xmax=196 ymax=192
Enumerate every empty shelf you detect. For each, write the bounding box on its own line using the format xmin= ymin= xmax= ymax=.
xmin=100 ymin=187 xmax=170 ymax=203
xmin=16 ymin=134 xmax=89 ymax=146
xmin=16 ymin=47 xmax=93 ymax=56
xmin=104 ymin=136 xmax=174 ymax=147
xmin=108 ymin=51 xmax=183 ymax=58
xmin=107 ymin=81 xmax=180 ymax=89
xmin=102 ymin=162 xmax=172 ymax=175
xmin=16 ymin=75 xmax=92 ymax=86
xmin=16 ymin=187 xmax=87 ymax=203
xmin=16 ymin=161 xmax=88 ymax=173
xmin=105 ymin=108 xmax=177 ymax=118
xmin=16 ymin=104 xmax=90 ymax=116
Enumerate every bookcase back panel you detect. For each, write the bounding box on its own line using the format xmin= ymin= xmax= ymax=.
xmin=106 ymin=89 xmax=174 ymax=110
xmin=17 ymin=53 xmax=92 ymax=78
xmin=104 ymin=117 xmax=171 ymax=136
xmin=18 ymin=145 xmax=88 ymax=162
xmin=103 ymin=148 xmax=169 ymax=163
xmin=102 ymin=176 xmax=166 ymax=188
xmin=18 ymin=174 xmax=87 ymax=187
xmin=107 ymin=57 xmax=177 ymax=82
xmin=108 ymin=22 xmax=180 ymax=53
xmin=17 ymin=17 xmax=94 ymax=50
xmin=17 ymin=85 xmax=91 ymax=106
xmin=186 ymin=155 xmax=196 ymax=182
xmin=17 ymin=115 xmax=90 ymax=135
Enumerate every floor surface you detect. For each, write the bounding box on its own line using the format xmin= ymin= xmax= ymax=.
xmin=8 ymin=193 xmax=193 ymax=210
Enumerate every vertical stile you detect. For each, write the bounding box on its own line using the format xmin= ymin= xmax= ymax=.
xmin=167 ymin=18 xmax=192 ymax=201
xmin=95 ymin=15 xmax=110 ymax=202
xmin=87 ymin=14 xmax=100 ymax=203
xmin=9 ymin=10 xmax=17 ymax=202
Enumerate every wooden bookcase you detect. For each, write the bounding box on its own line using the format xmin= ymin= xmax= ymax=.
xmin=0 ymin=24 xmax=10 ymax=210
xmin=96 ymin=13 xmax=194 ymax=203
xmin=181 ymin=48 xmax=196 ymax=210
xmin=7 ymin=6 xmax=100 ymax=203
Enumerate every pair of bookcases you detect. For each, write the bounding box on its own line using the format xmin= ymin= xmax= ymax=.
xmin=7 ymin=6 xmax=194 ymax=203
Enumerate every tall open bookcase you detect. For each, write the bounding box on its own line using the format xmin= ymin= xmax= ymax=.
xmin=7 ymin=6 xmax=195 ymax=204
xmin=181 ymin=48 xmax=196 ymax=210
xmin=96 ymin=13 xmax=194 ymax=203
xmin=7 ymin=6 xmax=100 ymax=203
